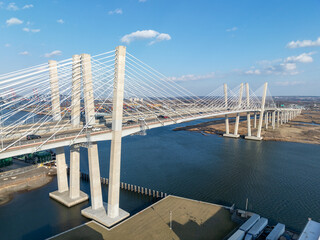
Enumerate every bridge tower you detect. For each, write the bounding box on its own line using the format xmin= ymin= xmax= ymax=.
xmin=49 ymin=55 xmax=88 ymax=207
xmin=107 ymin=45 xmax=130 ymax=223
xmin=245 ymin=83 xmax=251 ymax=137
xmin=246 ymin=82 xmax=267 ymax=140
xmin=224 ymin=83 xmax=243 ymax=138
xmin=48 ymin=60 xmax=62 ymax=121
xmin=223 ymin=84 xmax=229 ymax=135
xmin=81 ymin=46 xmax=129 ymax=227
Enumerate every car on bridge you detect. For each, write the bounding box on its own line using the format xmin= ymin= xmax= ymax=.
xmin=126 ymin=120 xmax=136 ymax=125
xmin=26 ymin=134 xmax=41 ymax=140
xmin=158 ymin=115 xmax=169 ymax=119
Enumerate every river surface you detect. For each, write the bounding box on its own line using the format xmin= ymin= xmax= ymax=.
xmin=1 ymin=118 xmax=320 ymax=240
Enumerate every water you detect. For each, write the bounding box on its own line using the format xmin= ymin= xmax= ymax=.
xmin=1 ymin=118 xmax=320 ymax=239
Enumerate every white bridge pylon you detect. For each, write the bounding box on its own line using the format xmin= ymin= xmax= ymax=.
xmin=0 ymin=46 xmax=301 ymax=227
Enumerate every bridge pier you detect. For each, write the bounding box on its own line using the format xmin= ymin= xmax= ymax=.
xmin=245 ymin=82 xmax=267 ymax=141
xmin=265 ymin=112 xmax=268 ymax=129
xmin=272 ymin=111 xmax=275 ymax=129
xmin=225 ymin=115 xmax=229 ymax=134
xmin=81 ymin=142 xmax=111 ymax=223
xmin=50 ymin=146 xmax=89 ymax=207
xmin=254 ymin=113 xmax=257 ymax=129
xmin=277 ymin=111 xmax=280 ymax=128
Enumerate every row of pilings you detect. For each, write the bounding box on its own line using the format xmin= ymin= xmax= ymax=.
xmin=67 ymin=168 xmax=167 ymax=199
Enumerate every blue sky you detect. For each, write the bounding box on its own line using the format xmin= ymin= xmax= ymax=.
xmin=1 ymin=0 xmax=319 ymax=96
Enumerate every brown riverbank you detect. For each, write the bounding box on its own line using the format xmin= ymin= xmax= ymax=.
xmin=174 ymin=110 xmax=320 ymax=145
xmin=0 ymin=166 xmax=56 ymax=205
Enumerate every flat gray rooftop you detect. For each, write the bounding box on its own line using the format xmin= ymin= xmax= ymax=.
xmin=49 ymin=195 xmax=238 ymax=240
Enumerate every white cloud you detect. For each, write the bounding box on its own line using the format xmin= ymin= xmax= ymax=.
xmin=275 ymin=81 xmax=305 ymax=86
xmin=6 ymin=17 xmax=23 ymax=26
xmin=0 ymin=2 xmax=4 ymax=8
xmin=19 ymin=51 xmax=29 ymax=55
xmin=4 ymin=43 xmax=11 ymax=47
xmin=168 ymin=72 xmax=215 ymax=82
xmin=226 ymin=27 xmax=238 ymax=32
xmin=149 ymin=33 xmax=171 ymax=45
xmin=287 ymin=37 xmax=320 ymax=48
xmin=244 ymin=52 xmax=315 ymax=76
xmin=22 ymin=4 xmax=33 ymax=9
xmin=245 ymin=69 xmax=261 ymax=75
xmin=139 ymin=0 xmax=147 ymax=2
xmin=23 ymin=27 xmax=40 ymax=33
xmin=7 ymin=2 xmax=18 ymax=11
xmin=44 ymin=50 xmax=62 ymax=58
xmin=108 ymin=8 xmax=123 ymax=15
xmin=121 ymin=30 xmax=171 ymax=44
xmin=286 ymin=52 xmax=315 ymax=63
xmin=57 ymin=19 xmax=64 ymax=24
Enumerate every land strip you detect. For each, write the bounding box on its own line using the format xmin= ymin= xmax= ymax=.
xmin=0 ymin=166 xmax=56 ymax=205
xmin=174 ymin=110 xmax=320 ymax=145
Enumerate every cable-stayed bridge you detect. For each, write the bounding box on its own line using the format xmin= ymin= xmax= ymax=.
xmin=0 ymin=46 xmax=300 ymax=227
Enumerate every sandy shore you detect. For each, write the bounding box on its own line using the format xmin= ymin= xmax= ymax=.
xmin=174 ymin=110 xmax=320 ymax=145
xmin=0 ymin=166 xmax=56 ymax=206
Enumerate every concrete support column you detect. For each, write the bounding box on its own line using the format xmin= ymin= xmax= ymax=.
xmin=71 ymin=55 xmax=81 ymax=127
xmin=256 ymin=82 xmax=268 ymax=139
xmin=81 ymin=54 xmax=96 ymax=126
xmin=88 ymin=142 xmax=103 ymax=210
xmin=272 ymin=111 xmax=275 ymax=129
xmin=69 ymin=145 xmax=80 ymax=199
xmin=246 ymin=83 xmax=251 ymax=137
xmin=48 ymin=60 xmax=62 ymax=121
xmin=224 ymin=84 xmax=229 ymax=134
xmin=277 ymin=111 xmax=280 ymax=128
xmin=281 ymin=112 xmax=283 ymax=125
xmin=265 ymin=112 xmax=268 ymax=129
xmin=225 ymin=115 xmax=229 ymax=134
xmin=254 ymin=113 xmax=257 ymax=129
xmin=234 ymin=83 xmax=244 ymax=136
xmin=108 ymin=46 xmax=127 ymax=219
xmin=56 ymin=147 xmax=68 ymax=193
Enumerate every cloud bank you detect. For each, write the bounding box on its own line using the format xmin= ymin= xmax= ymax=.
xmin=287 ymin=37 xmax=320 ymax=48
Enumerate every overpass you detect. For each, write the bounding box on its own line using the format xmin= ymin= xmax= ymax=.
xmin=0 ymin=46 xmax=301 ymax=227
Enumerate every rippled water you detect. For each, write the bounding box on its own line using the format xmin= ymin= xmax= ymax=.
xmin=1 ymin=118 xmax=320 ymax=239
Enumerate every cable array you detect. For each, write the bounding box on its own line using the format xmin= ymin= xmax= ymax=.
xmin=0 ymin=49 xmax=278 ymax=154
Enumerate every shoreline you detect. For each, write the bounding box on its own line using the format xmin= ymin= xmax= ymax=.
xmin=174 ymin=110 xmax=320 ymax=145
xmin=0 ymin=166 xmax=56 ymax=206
